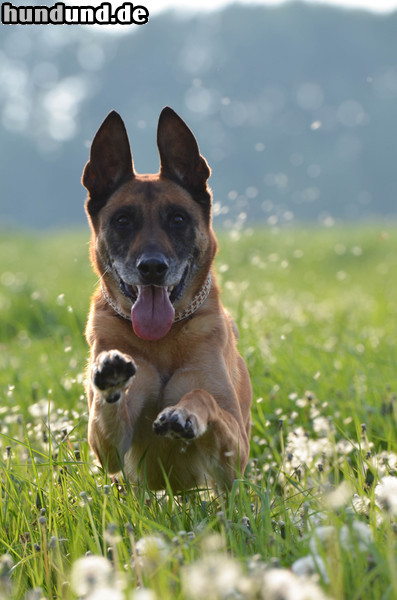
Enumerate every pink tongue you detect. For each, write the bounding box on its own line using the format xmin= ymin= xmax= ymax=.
xmin=131 ymin=286 xmax=175 ymax=341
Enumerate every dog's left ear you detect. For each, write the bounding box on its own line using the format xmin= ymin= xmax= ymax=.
xmin=157 ymin=107 xmax=211 ymax=195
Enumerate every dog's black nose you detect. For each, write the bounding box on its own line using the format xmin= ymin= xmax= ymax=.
xmin=137 ymin=254 xmax=169 ymax=283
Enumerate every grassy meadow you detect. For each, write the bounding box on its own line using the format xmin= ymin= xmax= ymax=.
xmin=0 ymin=224 xmax=397 ymax=599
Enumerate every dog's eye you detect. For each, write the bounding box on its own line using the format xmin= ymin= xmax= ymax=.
xmin=115 ymin=214 xmax=131 ymax=229
xmin=170 ymin=213 xmax=186 ymax=227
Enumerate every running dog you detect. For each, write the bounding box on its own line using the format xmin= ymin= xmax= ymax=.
xmin=82 ymin=107 xmax=251 ymax=491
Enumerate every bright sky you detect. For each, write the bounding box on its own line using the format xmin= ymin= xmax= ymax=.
xmin=147 ymin=0 xmax=397 ymax=14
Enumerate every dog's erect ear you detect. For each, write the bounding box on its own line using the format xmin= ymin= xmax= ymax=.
xmin=157 ymin=107 xmax=211 ymax=193
xmin=82 ymin=111 xmax=134 ymax=207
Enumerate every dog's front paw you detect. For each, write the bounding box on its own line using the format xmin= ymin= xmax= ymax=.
xmin=92 ymin=350 xmax=136 ymax=403
xmin=153 ymin=407 xmax=205 ymax=440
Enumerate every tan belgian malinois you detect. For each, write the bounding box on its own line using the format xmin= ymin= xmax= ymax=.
xmin=82 ymin=107 xmax=251 ymax=491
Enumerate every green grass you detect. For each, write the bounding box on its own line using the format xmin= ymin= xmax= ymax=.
xmin=0 ymin=224 xmax=397 ymax=599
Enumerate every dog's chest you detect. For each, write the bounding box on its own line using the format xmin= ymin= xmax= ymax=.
xmin=124 ymin=430 xmax=207 ymax=490
xmin=124 ymin=363 xmax=209 ymax=489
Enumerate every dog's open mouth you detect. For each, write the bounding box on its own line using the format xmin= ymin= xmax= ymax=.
xmin=118 ymin=266 xmax=189 ymax=341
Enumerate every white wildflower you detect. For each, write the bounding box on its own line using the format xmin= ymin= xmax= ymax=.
xmin=310 ymin=521 xmax=372 ymax=557
xmin=263 ymin=568 xmax=328 ymax=599
xmin=135 ymin=535 xmax=169 ymax=572
xmin=131 ymin=590 xmax=157 ymax=600
xmin=307 ymin=511 xmax=328 ymax=530
xmin=339 ymin=521 xmax=372 ymax=552
xmin=292 ymin=554 xmax=328 ymax=583
xmin=352 ymin=493 xmax=371 ymax=517
xmin=0 ymin=553 xmax=13 ymax=596
xmin=375 ymin=476 xmax=397 ymax=515
xmin=28 ymin=399 xmax=50 ymax=419
xmin=0 ymin=553 xmax=13 ymax=577
xmin=24 ymin=589 xmax=46 ymax=600
xmin=292 ymin=555 xmax=316 ymax=577
xmin=371 ymin=452 xmax=397 ymax=478
xmin=182 ymin=554 xmax=243 ymax=600
xmin=86 ymin=588 xmax=123 ymax=600
xmin=201 ymin=533 xmax=225 ymax=554
xmin=284 ymin=427 xmax=333 ymax=474
xmin=335 ymin=439 xmax=354 ymax=455
xmin=71 ymin=555 xmax=112 ymax=597
xmin=323 ymin=481 xmax=352 ymax=510
xmin=306 ymin=520 xmax=372 ymax=583
xmin=312 ymin=416 xmax=331 ymax=436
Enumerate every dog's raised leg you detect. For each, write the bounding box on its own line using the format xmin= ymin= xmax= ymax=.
xmin=92 ymin=350 xmax=136 ymax=403
xmin=88 ymin=350 xmax=136 ymax=473
xmin=153 ymin=389 xmax=249 ymax=488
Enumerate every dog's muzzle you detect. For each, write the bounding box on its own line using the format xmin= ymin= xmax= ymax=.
xmin=136 ymin=253 xmax=170 ymax=286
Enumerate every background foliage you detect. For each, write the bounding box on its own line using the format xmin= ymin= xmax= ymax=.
xmin=1 ymin=2 xmax=397 ymax=227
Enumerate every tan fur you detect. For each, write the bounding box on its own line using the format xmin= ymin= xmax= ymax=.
xmin=83 ymin=108 xmax=251 ymax=491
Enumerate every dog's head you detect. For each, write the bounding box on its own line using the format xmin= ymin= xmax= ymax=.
xmin=82 ymin=107 xmax=217 ymax=341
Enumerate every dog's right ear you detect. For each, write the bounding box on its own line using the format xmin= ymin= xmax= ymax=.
xmin=82 ymin=111 xmax=134 ymax=215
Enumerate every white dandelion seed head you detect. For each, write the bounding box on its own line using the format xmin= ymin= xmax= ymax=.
xmin=135 ymin=535 xmax=169 ymax=572
xmin=292 ymin=554 xmax=329 ymax=583
xmin=284 ymin=427 xmax=333 ymax=473
xmin=381 ymin=451 xmax=397 ymax=471
xmin=71 ymin=555 xmax=112 ymax=597
xmin=0 ymin=553 xmax=13 ymax=576
xmin=312 ymin=415 xmax=332 ymax=436
xmin=309 ymin=520 xmax=372 ymax=565
xmin=24 ymin=589 xmax=46 ymax=600
xmin=352 ymin=493 xmax=371 ymax=517
xmin=323 ymin=481 xmax=352 ymax=510
xmin=339 ymin=521 xmax=373 ymax=552
xmin=335 ymin=439 xmax=354 ymax=456
xmin=28 ymin=399 xmax=50 ymax=419
xmin=306 ymin=511 xmax=328 ymax=531
xmin=292 ymin=554 xmax=317 ymax=577
xmin=201 ymin=533 xmax=225 ymax=554
xmin=131 ymin=590 xmax=158 ymax=600
xmin=86 ymin=588 xmax=123 ymax=600
xmin=263 ymin=568 xmax=329 ymax=600
xmin=135 ymin=534 xmax=168 ymax=557
xmin=375 ymin=476 xmax=397 ymax=515
xmin=182 ymin=554 xmax=242 ymax=600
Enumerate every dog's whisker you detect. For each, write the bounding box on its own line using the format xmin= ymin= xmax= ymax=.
xmin=94 ymin=267 xmax=111 ymax=288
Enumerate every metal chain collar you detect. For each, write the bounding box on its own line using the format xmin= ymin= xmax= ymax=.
xmin=101 ymin=273 xmax=212 ymax=325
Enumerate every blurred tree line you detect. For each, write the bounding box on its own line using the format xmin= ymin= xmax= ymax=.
xmin=1 ymin=2 xmax=397 ymax=228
